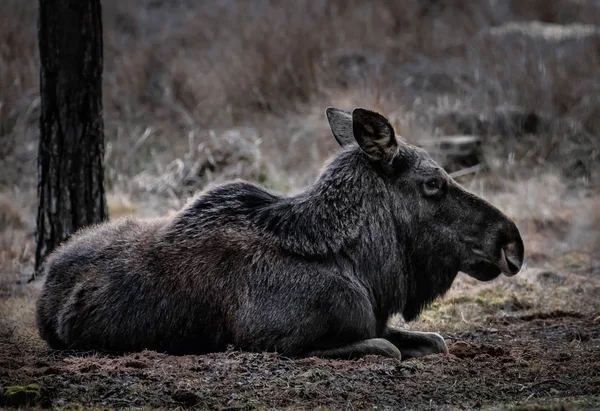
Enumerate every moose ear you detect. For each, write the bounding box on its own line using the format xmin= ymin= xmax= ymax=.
xmin=351 ymin=108 xmax=397 ymax=161
xmin=326 ymin=107 xmax=355 ymax=147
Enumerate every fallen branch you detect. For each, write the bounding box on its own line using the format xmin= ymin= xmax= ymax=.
xmin=450 ymin=164 xmax=484 ymax=178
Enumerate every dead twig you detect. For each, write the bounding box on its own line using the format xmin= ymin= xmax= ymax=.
xmin=450 ymin=164 xmax=484 ymax=179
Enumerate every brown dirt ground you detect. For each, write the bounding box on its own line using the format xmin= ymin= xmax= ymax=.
xmin=1 ymin=311 xmax=599 ymax=410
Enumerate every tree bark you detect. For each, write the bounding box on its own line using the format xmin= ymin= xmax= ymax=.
xmin=35 ymin=0 xmax=108 ymax=273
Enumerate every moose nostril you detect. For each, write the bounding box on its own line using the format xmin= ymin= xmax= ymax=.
xmin=503 ymin=241 xmax=523 ymax=275
xmin=505 ymin=253 xmax=521 ymax=274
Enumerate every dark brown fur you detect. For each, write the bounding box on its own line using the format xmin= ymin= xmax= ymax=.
xmin=36 ymin=107 xmax=524 ymax=359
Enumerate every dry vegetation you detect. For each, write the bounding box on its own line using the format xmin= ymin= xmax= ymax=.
xmin=1 ymin=0 xmax=600 ymax=409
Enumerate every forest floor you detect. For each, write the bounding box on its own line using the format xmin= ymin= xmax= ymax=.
xmin=0 ymin=306 xmax=599 ymax=410
xmin=1 ymin=186 xmax=600 ymax=410
xmin=1 ymin=278 xmax=600 ymax=410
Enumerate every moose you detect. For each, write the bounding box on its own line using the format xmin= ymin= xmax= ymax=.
xmin=36 ymin=107 xmax=524 ymax=360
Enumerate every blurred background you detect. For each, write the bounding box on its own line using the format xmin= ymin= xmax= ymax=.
xmin=1 ymin=0 xmax=599 ymax=294
xmin=1 ymin=3 xmax=600 ymax=408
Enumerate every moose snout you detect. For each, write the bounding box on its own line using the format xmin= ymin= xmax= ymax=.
xmin=498 ymin=228 xmax=524 ymax=277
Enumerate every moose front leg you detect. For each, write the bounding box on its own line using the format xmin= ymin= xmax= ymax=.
xmin=304 ymin=338 xmax=401 ymax=360
xmin=383 ymin=327 xmax=448 ymax=360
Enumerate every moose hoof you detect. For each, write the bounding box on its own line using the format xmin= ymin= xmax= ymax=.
xmin=367 ymin=338 xmax=402 ymax=360
xmin=404 ymin=332 xmax=448 ymax=360
xmin=426 ymin=332 xmax=449 ymax=355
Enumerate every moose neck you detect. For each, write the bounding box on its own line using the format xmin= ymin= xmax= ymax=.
xmin=257 ymin=148 xmax=406 ymax=319
xmin=260 ymin=148 xmax=392 ymax=257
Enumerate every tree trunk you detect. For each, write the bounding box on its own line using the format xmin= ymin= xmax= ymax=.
xmin=35 ymin=0 xmax=108 ymax=273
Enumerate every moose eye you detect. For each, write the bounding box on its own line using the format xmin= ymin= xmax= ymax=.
xmin=423 ymin=178 xmax=443 ymax=196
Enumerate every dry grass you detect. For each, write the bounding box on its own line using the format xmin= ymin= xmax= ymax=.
xmin=0 ymin=192 xmax=35 ymax=298
xmin=2 ymin=0 xmax=599 ymax=194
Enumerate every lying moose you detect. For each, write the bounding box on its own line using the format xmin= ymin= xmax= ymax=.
xmin=36 ymin=107 xmax=524 ymax=360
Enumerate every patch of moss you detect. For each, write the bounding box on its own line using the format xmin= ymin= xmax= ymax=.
xmin=257 ymin=168 xmax=269 ymax=184
xmin=54 ymin=404 xmax=85 ymax=411
xmin=418 ymin=285 xmax=533 ymax=327
xmin=1 ymin=383 xmax=50 ymax=408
